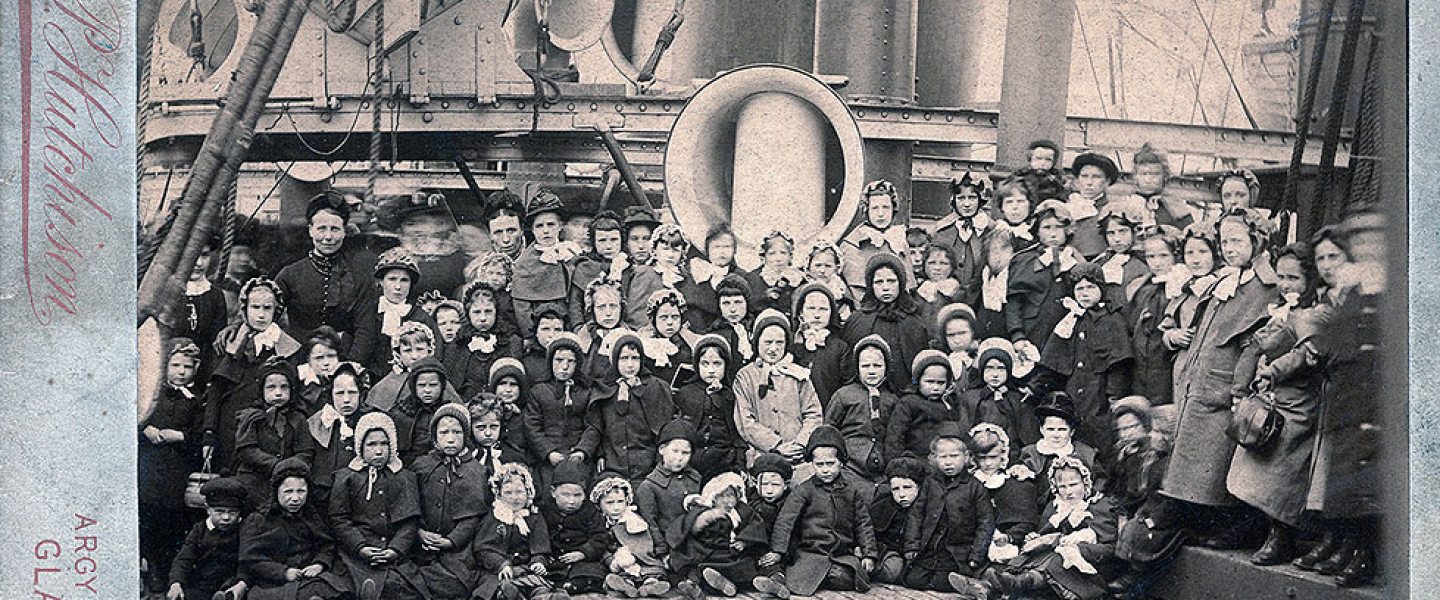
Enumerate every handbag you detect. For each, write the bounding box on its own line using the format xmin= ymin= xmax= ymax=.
xmin=184 ymin=456 xmax=218 ymax=509
xmin=1227 ymin=385 xmax=1283 ymax=451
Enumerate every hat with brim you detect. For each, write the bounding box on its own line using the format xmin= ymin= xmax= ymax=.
xmin=622 ymin=205 xmax=661 ymax=229
xmin=1070 ymin=153 xmax=1120 ymax=184
xmin=375 ymin=247 xmax=422 ymax=284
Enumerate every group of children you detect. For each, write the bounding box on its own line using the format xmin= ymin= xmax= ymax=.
xmin=142 ymin=138 xmax=1386 ymax=600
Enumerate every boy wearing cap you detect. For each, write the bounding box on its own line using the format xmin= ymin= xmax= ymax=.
xmin=960 ymin=339 xmax=1041 ymax=463
xmin=539 ymin=459 xmax=610 ymax=595
xmin=902 ymin=423 xmax=994 ymax=595
xmin=886 ymin=349 xmax=964 ymax=461
xmin=748 ymin=452 xmax=794 ymax=577
xmin=513 ymin=189 xmax=582 ymax=341
xmin=760 ymin=425 xmax=878 ymax=596
xmin=412 ymin=403 xmax=489 ymax=599
xmin=734 ymin=309 xmax=824 ymax=469
xmin=824 ymin=334 xmax=900 ymax=482
xmin=352 ymin=247 xmax=441 ymax=374
xmin=1065 ymin=153 xmax=1144 ymax=259
xmin=329 ymin=412 xmax=427 ymax=600
xmin=167 ymin=477 xmax=249 ymax=600
xmin=675 ymin=334 xmax=748 ymax=479
xmin=870 ymin=457 xmax=926 ymax=584
xmin=635 ymin=419 xmax=705 ymax=558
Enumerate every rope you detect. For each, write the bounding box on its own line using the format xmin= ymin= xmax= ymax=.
xmin=366 ymin=1 xmax=384 ymax=208
xmin=1314 ymin=0 xmax=1368 ymax=230
xmin=1344 ymin=36 xmax=1381 ymax=214
xmin=137 ymin=167 xmax=177 ymax=286
xmin=1189 ymin=0 xmax=1258 ymax=130
xmin=1076 ymin=9 xmax=1108 ymax=118
xmin=217 ymin=174 xmax=238 ymax=280
xmin=1281 ymin=0 xmax=1338 ymax=221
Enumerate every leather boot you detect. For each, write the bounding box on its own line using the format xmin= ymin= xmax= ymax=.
xmin=1292 ymin=529 xmax=1339 ymax=571
xmin=1335 ymin=543 xmax=1375 ymax=588
xmin=1107 ymin=567 xmax=1147 ymax=596
xmin=1250 ymin=521 xmax=1295 ymax=566
xmin=1316 ymin=533 xmax=1359 ymax=576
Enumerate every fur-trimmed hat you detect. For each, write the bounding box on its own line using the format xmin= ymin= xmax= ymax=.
xmin=1035 ymin=392 xmax=1079 ymax=426
xmin=374 ymin=246 xmax=421 ymax=283
xmin=1070 ymin=152 xmax=1120 ymax=184
xmin=749 ymin=452 xmax=794 ymax=481
xmin=270 ymin=456 xmax=311 ymax=486
xmin=431 ymin=402 xmax=472 ymax=437
xmin=201 ymin=477 xmax=249 ymax=510
xmin=353 ymin=411 xmax=402 ymax=469
xmin=488 ymin=357 xmax=527 ymax=389
xmin=658 ymin=418 xmax=697 ymax=448
xmin=691 ymin=333 xmax=732 ymax=370
xmin=910 ymin=348 xmax=953 ymax=383
xmin=884 ymin=456 xmax=929 ymax=484
xmin=751 ymin=308 xmax=792 ymax=345
xmin=805 ymin=425 xmax=848 ymax=462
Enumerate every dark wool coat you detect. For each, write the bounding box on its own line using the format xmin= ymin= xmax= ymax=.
xmin=789 ymin=331 xmax=851 ymax=409
xmin=471 ymin=510 xmax=551 ymax=600
xmin=169 ymin=520 xmax=242 ymax=599
xmin=1163 ymin=262 xmax=1276 ymax=507
xmin=1307 ymin=288 xmax=1383 ymax=517
xmin=635 ymin=466 xmax=704 ymax=556
xmin=678 ymin=265 xmax=743 ymax=332
xmin=673 ymin=381 xmax=747 ymax=479
xmin=644 ymin=334 xmax=695 ymax=393
xmin=666 ymin=502 xmax=769 ymax=581
xmin=411 ymin=451 xmax=488 ymax=599
xmin=749 ymin=491 xmax=792 ymax=559
xmin=704 ymin=316 xmax=754 ymax=381
xmin=274 ymin=248 xmax=376 ymax=346
xmin=1004 ymin=244 xmax=1079 ymax=351
xmin=306 ymin=410 xmax=364 ymax=503
xmin=824 ymin=383 xmax=899 ymax=480
xmin=885 ymin=393 xmax=964 ymax=461
xmin=328 ymin=465 xmax=427 ymax=599
xmin=983 ymin=475 xmax=1040 ymax=540
xmin=239 ymin=504 xmax=349 ymax=600
xmin=350 ymin=294 xmax=441 ymax=375
xmin=234 ymin=405 xmax=317 ymax=506
xmin=904 ymin=471 xmax=994 ymax=569
xmin=1037 ymin=302 xmax=1135 ymax=450
xmin=1126 ymin=278 xmax=1176 ymax=405
xmin=441 ymin=329 xmax=523 ymax=401
xmin=957 ymin=385 xmax=1041 ymax=464
xmin=537 ymin=500 xmax=610 ymax=584
xmin=176 ymin=284 xmax=229 ymax=378
xmin=1000 ymin=497 xmax=1120 ymax=600
xmin=524 ymin=378 xmax=593 ymax=461
xmin=520 ymin=345 xmax=552 ymax=388
xmin=577 ymin=376 xmax=675 ymax=482
xmin=1225 ymin=311 xmax=1323 ymax=526
xmin=869 ymin=484 xmax=911 ymax=558
xmin=769 ymin=473 xmax=878 ymax=596
xmin=139 ymin=385 xmax=203 ymax=509
xmin=203 ymin=329 xmax=301 ymax=474
xmin=841 ymin=301 xmax=930 ymax=392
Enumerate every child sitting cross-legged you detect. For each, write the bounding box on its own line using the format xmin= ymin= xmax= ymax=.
xmin=669 ymin=472 xmax=771 ymax=600
xmin=472 ymin=463 xmax=569 ymax=600
xmin=166 ymin=477 xmax=249 ymax=600
xmin=591 ymin=477 xmax=672 ymax=598
xmin=538 ymin=459 xmax=609 ymax=596
xmin=759 ymin=425 xmax=878 ymax=597
xmin=901 ymin=423 xmax=994 ymax=597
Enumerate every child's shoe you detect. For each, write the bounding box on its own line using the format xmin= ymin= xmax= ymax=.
xmin=606 ymin=574 xmax=640 ymax=598
xmin=637 ymin=577 xmax=671 ymax=597
xmin=752 ymin=575 xmax=791 ymax=599
xmin=676 ymin=579 xmax=705 ymax=600
xmin=359 ymin=578 xmax=381 ymax=600
xmin=701 ymin=568 xmax=737 ymax=596
xmin=948 ymin=572 xmax=991 ymax=600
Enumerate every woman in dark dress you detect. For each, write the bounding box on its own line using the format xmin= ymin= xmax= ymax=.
xmin=274 ymin=193 xmax=375 ymax=348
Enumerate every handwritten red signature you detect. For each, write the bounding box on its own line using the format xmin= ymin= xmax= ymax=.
xmin=19 ymin=0 xmax=124 ymax=325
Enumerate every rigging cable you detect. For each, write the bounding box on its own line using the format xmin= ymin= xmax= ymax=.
xmin=1189 ymin=0 xmax=1259 ymax=129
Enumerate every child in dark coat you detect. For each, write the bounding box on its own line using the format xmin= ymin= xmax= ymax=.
xmin=901 ymin=423 xmax=994 ymax=595
xmin=538 ymin=459 xmax=610 ymax=595
xmin=525 ymin=333 xmax=593 ymax=489
xmin=578 ymin=333 xmax=676 ymax=484
xmin=760 ymin=425 xmax=878 ymax=596
xmin=1015 ymin=393 xmax=1103 ymax=507
xmin=790 ymin=282 xmax=852 ymax=409
xmin=1036 ymin=262 xmax=1136 ymax=450
xmin=392 ymin=356 xmax=449 ymax=465
xmin=635 ymin=419 xmax=705 ymax=558
xmin=640 ymin=289 xmax=696 ymax=393
xmin=669 ymin=472 xmax=771 ymax=599
xmin=747 ymin=453 xmax=793 ymax=582
xmin=886 ymin=350 xmax=964 ymax=460
xmin=306 ymin=362 xmax=369 ymax=506
xmin=412 ymin=403 xmax=490 ymax=599
xmin=445 ymin=282 xmax=524 ymax=399
xmin=233 ymin=360 xmax=316 ymax=508
xmin=959 ymin=339 xmax=1041 ymax=463
xmin=968 ymin=423 xmax=1040 ymax=566
xmin=871 ymin=457 xmax=926 ymax=584
xmin=673 ymin=335 xmax=747 ymax=479
xmin=825 ymin=334 xmax=899 ymax=481
xmin=239 ymin=457 xmax=349 ymax=600
xmin=329 ymin=412 xmax=428 ymax=600
xmin=472 ymin=463 xmax=568 ymax=600
xmin=708 ymin=275 xmax=757 ymax=375
xmin=489 ymin=358 xmax=536 ymax=465
xmin=166 ymin=477 xmax=249 ymax=600
xmin=142 ymin=338 xmax=205 ymax=592
xmin=1005 ymin=200 xmax=1083 ymax=357
xmin=352 ymin=247 xmax=442 ymax=374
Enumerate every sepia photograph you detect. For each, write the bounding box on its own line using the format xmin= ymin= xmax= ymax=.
xmin=126 ymin=0 xmax=1410 ymax=599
